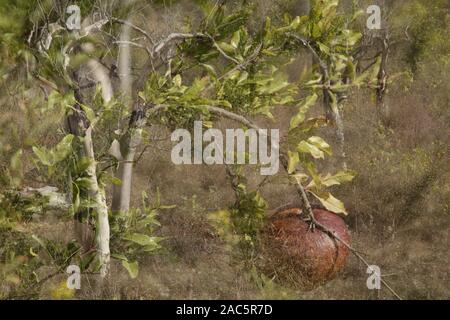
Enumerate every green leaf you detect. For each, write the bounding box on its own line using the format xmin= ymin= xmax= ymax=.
xmin=208 ymin=210 xmax=232 ymax=238
xmin=355 ymin=56 xmax=381 ymax=85
xmin=74 ymin=157 xmax=92 ymax=175
xmin=200 ymin=63 xmax=217 ymax=78
xmin=317 ymin=42 xmax=330 ymax=55
xmin=217 ymin=41 xmax=235 ymax=54
xmin=110 ymin=176 xmax=122 ymax=186
xmin=297 ymin=141 xmax=324 ymax=159
xmin=287 ymin=150 xmax=300 ymax=174
xmin=173 ymin=74 xmax=182 ymax=87
xmin=304 ymin=161 xmax=321 ymax=187
xmin=52 ymin=134 xmax=75 ymax=163
xmin=111 ymin=253 xmax=128 ymax=261
xmin=289 ymin=93 xmax=318 ymax=130
xmin=307 ymin=136 xmax=332 ymax=156
xmin=310 ymin=191 xmax=348 ymax=215
xmin=81 ymin=104 xmax=96 ymax=124
xmin=321 ymin=0 xmax=339 ymax=15
xmin=344 ymin=30 xmax=362 ymax=47
xmin=290 ymin=16 xmax=301 ymax=29
xmin=185 ymin=77 xmax=209 ymax=98
xmin=74 ymin=177 xmax=93 ymax=189
xmin=32 ymin=146 xmax=52 ymax=166
xmin=329 ymin=91 xmax=339 ymax=115
xmin=215 ymin=100 xmax=232 ymax=109
xmin=231 ymin=30 xmax=240 ymax=49
xmin=258 ymin=80 xmax=290 ymax=95
xmin=46 ymin=90 xmax=62 ymax=111
xmin=123 ymin=233 xmax=161 ymax=248
xmin=237 ymin=71 xmax=248 ymax=85
xmin=122 ymin=260 xmax=138 ymax=279
xmin=29 ymin=247 xmax=38 ymax=257
xmin=321 ymin=170 xmax=356 ymax=187
xmin=306 ymin=170 xmax=356 ymax=189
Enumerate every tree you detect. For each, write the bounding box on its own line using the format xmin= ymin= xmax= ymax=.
xmin=0 ymin=0 xmax=373 ymax=281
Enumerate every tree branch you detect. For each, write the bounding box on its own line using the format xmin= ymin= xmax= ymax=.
xmin=153 ymin=32 xmax=207 ymax=56
xmin=287 ymin=33 xmax=328 ymax=75
xmin=205 ymin=33 xmax=241 ymax=65
xmin=110 ymin=17 xmax=155 ymax=46
xmin=114 ymin=40 xmax=152 ymax=57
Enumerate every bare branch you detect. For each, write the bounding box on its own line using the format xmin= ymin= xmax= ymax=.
xmin=82 ymin=18 xmax=109 ymax=37
xmin=287 ymin=33 xmax=328 ymax=75
xmin=114 ymin=40 xmax=152 ymax=57
xmin=153 ymin=32 xmax=207 ymax=56
xmin=19 ymin=186 xmax=70 ymax=211
xmin=110 ymin=17 xmax=155 ymax=46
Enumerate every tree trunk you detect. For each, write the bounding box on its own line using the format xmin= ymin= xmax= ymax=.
xmin=70 ymin=63 xmax=112 ymax=278
xmin=115 ymin=106 xmax=146 ymax=213
xmin=376 ymin=33 xmax=389 ymax=124
xmin=334 ymin=107 xmax=347 ymax=170
xmin=112 ymin=18 xmax=135 ymax=213
xmin=83 ymin=126 xmax=111 ymax=278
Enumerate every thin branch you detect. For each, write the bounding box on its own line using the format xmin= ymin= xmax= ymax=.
xmin=153 ymin=32 xmax=207 ymax=55
xmin=113 ymin=40 xmax=152 ymax=57
xmin=110 ymin=17 xmax=155 ymax=46
xmin=205 ymin=33 xmax=241 ymax=65
xmin=287 ymin=33 xmax=328 ymax=75
xmin=82 ymin=18 xmax=109 ymax=37
xmin=312 ymin=219 xmax=403 ymax=300
xmin=202 ymin=43 xmax=263 ymax=93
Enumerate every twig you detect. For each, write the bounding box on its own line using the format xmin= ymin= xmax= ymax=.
xmin=312 ymin=219 xmax=403 ymax=300
xmin=153 ymin=32 xmax=207 ymax=56
xmin=110 ymin=17 xmax=155 ymax=46
xmin=217 ymin=43 xmax=263 ymax=81
xmin=205 ymin=33 xmax=241 ymax=65
xmin=113 ymin=40 xmax=152 ymax=57
xmin=287 ymin=33 xmax=328 ymax=75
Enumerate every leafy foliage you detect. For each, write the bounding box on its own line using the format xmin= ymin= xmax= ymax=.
xmin=0 ymin=0 xmax=376 ymax=289
xmin=209 ymin=167 xmax=267 ymax=260
xmin=110 ymin=190 xmax=171 ymax=278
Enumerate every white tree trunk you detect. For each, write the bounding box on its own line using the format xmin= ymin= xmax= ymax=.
xmin=112 ymin=17 xmax=135 ymax=213
xmin=116 ymin=112 xmax=145 ymax=213
xmin=118 ymin=23 xmax=132 ymax=99
xmin=86 ymin=58 xmax=113 ymax=101
xmin=83 ymin=126 xmax=110 ymax=278
xmin=85 ymin=55 xmax=114 ymax=277
xmin=69 ymin=52 xmax=113 ymax=278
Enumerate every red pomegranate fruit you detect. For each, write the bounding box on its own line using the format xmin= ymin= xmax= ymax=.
xmin=260 ymin=207 xmax=350 ymax=290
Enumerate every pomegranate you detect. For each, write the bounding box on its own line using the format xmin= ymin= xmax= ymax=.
xmin=260 ymin=207 xmax=350 ymax=290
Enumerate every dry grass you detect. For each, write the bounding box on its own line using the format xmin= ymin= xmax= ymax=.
xmin=21 ymin=61 xmax=450 ymax=299
xmin=1 ymin=1 xmax=449 ymax=301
